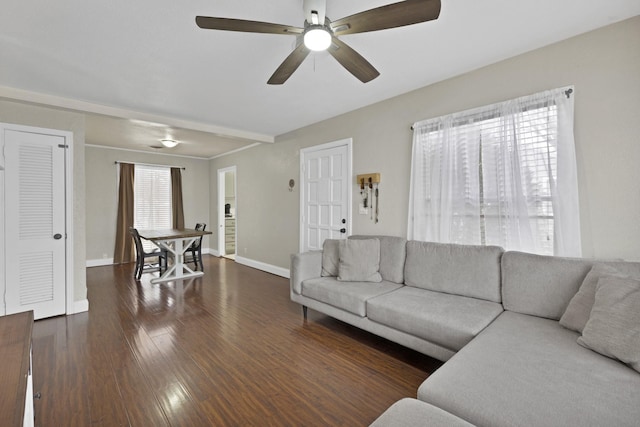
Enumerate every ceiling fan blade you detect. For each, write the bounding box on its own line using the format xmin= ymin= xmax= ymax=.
xmin=331 ymin=0 xmax=441 ymax=36
xmin=267 ymin=42 xmax=310 ymax=85
xmin=327 ymin=37 xmax=380 ymax=83
xmin=196 ymin=16 xmax=303 ymax=35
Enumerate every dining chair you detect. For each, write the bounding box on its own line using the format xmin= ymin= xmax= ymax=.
xmin=187 ymin=223 xmax=206 ymax=271
xmin=129 ymin=227 xmax=168 ymax=279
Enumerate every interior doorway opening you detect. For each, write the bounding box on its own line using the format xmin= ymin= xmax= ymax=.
xmin=218 ymin=166 xmax=237 ymax=260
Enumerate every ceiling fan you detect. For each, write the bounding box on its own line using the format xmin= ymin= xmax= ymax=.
xmin=196 ymin=0 xmax=441 ymax=85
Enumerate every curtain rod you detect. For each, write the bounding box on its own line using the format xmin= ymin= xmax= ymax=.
xmin=410 ymin=87 xmax=574 ymax=131
xmin=114 ymin=161 xmax=185 ymax=170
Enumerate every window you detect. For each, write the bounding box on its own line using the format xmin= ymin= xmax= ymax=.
xmin=133 ymin=165 xmax=172 ymax=251
xmin=408 ymin=87 xmax=581 ymax=256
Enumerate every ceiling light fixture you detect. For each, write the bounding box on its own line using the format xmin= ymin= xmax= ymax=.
xmin=160 ymin=139 xmax=178 ymax=148
xmin=304 ymin=11 xmax=331 ymax=52
xmin=304 ymin=26 xmax=331 ymax=51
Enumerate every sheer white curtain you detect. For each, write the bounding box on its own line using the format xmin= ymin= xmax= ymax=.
xmin=408 ymin=87 xmax=581 ymax=256
xmin=553 ymin=92 xmax=581 ymax=256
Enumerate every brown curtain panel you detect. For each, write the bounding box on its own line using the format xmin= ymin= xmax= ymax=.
xmin=113 ymin=163 xmax=135 ymax=264
xmin=171 ymin=167 xmax=185 ymax=229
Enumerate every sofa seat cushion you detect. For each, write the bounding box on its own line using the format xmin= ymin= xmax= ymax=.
xmin=301 ymin=277 xmax=403 ymax=317
xmin=369 ymin=398 xmax=474 ymax=427
xmin=366 ymin=287 xmax=503 ymax=351
xmin=418 ymin=311 xmax=640 ymax=427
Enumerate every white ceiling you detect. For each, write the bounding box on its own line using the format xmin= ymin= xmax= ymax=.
xmin=1 ymin=0 xmax=639 ymax=158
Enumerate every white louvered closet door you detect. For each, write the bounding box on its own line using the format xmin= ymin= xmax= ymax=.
xmin=4 ymin=129 xmax=66 ymax=319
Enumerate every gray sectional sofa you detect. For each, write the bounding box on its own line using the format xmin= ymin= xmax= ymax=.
xmin=289 ymin=235 xmax=640 ymax=426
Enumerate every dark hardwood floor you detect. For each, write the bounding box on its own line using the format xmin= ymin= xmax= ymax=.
xmin=32 ymin=256 xmax=442 ymax=426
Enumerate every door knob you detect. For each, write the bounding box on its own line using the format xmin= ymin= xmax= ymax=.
xmin=340 ymin=228 xmax=346 ymax=234
xmin=53 ymin=233 xmax=62 ymax=240
xmin=341 ymin=219 xmax=346 ymax=224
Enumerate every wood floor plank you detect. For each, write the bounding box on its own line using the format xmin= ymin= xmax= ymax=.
xmin=32 ymin=317 xmax=92 ymax=427
xmin=31 ymin=256 xmax=441 ymax=426
xmin=112 ymin=365 xmax=170 ymax=426
xmin=150 ymin=333 xmax=218 ymax=402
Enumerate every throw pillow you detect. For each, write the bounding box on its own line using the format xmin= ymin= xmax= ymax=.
xmin=337 ymin=238 xmax=382 ymax=282
xmin=577 ymin=276 xmax=640 ymax=373
xmin=559 ymin=264 xmax=626 ymax=333
xmin=321 ymin=239 xmax=340 ymax=277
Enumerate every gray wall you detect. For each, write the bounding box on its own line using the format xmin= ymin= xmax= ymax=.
xmin=85 ymin=146 xmax=211 ymax=261
xmin=210 ymin=140 xmax=301 ymax=265
xmin=210 ymin=16 xmax=640 ymax=267
xmin=0 ymin=99 xmax=87 ymax=302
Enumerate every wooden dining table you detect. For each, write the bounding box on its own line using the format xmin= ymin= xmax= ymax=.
xmin=137 ymin=228 xmax=212 ymax=284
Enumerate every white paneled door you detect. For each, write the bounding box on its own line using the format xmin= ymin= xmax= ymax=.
xmin=4 ymin=129 xmax=67 ymax=319
xmin=300 ymin=139 xmax=352 ymax=252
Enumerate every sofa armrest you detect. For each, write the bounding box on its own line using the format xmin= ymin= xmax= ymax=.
xmin=290 ymin=251 xmax=323 ymax=295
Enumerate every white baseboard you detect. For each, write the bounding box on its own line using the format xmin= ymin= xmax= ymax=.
xmin=235 ymin=256 xmax=290 ymax=278
xmin=70 ymin=299 xmax=89 ymax=314
xmin=86 ymin=258 xmax=113 ymax=267
xmin=85 ymin=251 xmax=287 ymax=282
xmin=87 ymin=248 xmax=216 ymax=267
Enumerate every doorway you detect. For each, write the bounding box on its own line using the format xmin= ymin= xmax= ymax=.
xmin=299 ymin=138 xmax=352 ymax=252
xmin=0 ymin=124 xmax=74 ymax=319
xmin=218 ymin=166 xmax=237 ymax=259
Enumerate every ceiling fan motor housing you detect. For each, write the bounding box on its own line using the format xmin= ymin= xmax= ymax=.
xmin=303 ymin=0 xmax=327 ymax=25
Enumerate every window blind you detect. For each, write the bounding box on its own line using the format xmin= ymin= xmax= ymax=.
xmin=476 ymin=104 xmax=557 ymax=255
xmin=133 ymin=165 xmax=172 ymax=251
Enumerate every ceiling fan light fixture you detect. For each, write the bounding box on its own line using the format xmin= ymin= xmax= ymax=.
xmin=304 ymin=26 xmax=331 ymax=51
xmin=160 ymin=139 xmax=178 ymax=148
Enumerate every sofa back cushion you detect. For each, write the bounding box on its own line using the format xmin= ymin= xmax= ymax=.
xmin=502 ymin=252 xmax=593 ymax=319
xmin=349 ymin=235 xmax=407 ymax=284
xmin=502 ymin=251 xmax=640 ymax=320
xmin=404 ymin=241 xmax=503 ymax=302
